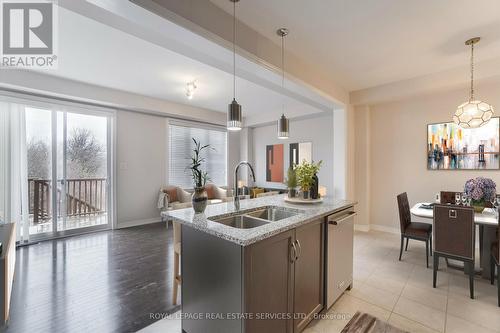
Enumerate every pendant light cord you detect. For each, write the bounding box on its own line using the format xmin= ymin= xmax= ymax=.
xmin=281 ymin=31 xmax=285 ymax=115
xmin=233 ymin=0 xmax=236 ymax=100
xmin=470 ymin=41 xmax=474 ymax=101
xmin=281 ymin=33 xmax=285 ymax=89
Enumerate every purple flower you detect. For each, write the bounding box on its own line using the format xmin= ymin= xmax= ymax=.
xmin=464 ymin=177 xmax=496 ymax=202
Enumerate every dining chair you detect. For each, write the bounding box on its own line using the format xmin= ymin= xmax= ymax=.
xmin=440 ymin=191 xmax=461 ymax=205
xmin=172 ymin=221 xmax=182 ymax=305
xmin=490 ymin=209 xmax=499 ymax=307
xmin=433 ymin=204 xmax=475 ymax=299
xmin=397 ymin=193 xmax=433 ymax=267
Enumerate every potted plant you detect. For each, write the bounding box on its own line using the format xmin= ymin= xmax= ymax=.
xmin=295 ymin=160 xmax=323 ymax=199
xmin=464 ymin=177 xmax=496 ymax=213
xmin=187 ymin=138 xmax=213 ymax=213
xmin=285 ymin=167 xmax=297 ymax=198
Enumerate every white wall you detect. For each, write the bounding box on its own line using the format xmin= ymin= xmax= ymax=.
xmin=116 ymin=111 xmax=167 ymax=227
xmin=251 ymin=114 xmax=334 ymax=195
xmin=355 ymin=80 xmax=500 ymax=232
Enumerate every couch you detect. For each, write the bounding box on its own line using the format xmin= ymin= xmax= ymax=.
xmin=159 ymin=184 xmax=229 ymax=218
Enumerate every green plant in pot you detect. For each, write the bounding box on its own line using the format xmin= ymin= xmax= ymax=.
xmin=285 ymin=167 xmax=297 ymax=198
xmin=295 ymin=160 xmax=322 ymax=199
xmin=187 ymin=138 xmax=213 ymax=213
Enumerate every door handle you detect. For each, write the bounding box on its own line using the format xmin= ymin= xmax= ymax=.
xmin=328 ymin=212 xmax=357 ymax=225
xmin=295 ymin=240 xmax=302 ymax=260
xmin=290 ymin=241 xmax=298 ymax=263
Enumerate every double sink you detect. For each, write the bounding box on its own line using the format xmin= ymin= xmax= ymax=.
xmin=210 ymin=206 xmax=302 ymax=229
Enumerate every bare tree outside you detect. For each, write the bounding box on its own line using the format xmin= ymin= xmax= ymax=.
xmin=27 ymin=139 xmax=50 ymax=179
xmin=67 ymin=128 xmax=105 ymax=179
xmin=27 ymin=128 xmax=105 ymax=180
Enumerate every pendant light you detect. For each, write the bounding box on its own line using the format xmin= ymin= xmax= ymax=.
xmin=277 ymin=28 xmax=290 ymax=139
xmin=227 ymin=0 xmax=242 ymax=131
xmin=453 ymin=37 xmax=494 ymax=129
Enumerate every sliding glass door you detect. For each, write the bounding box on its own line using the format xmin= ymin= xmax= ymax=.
xmin=26 ymin=106 xmax=113 ymax=241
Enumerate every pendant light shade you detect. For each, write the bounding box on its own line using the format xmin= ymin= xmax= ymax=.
xmin=227 ymin=0 xmax=242 ymax=131
xmin=228 ymin=99 xmax=242 ymax=131
xmin=277 ymin=27 xmax=290 ymax=139
xmin=453 ymin=37 xmax=494 ymax=129
xmin=277 ymin=114 xmax=289 ymax=139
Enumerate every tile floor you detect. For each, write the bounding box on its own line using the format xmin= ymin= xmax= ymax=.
xmin=139 ymin=230 xmax=500 ymax=333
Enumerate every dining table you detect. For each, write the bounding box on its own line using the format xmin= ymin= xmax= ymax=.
xmin=411 ymin=202 xmax=498 ymax=278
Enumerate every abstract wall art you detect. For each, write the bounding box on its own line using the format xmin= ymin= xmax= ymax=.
xmin=266 ymin=144 xmax=284 ymax=182
xmin=427 ymin=118 xmax=499 ymax=170
xmin=289 ymin=142 xmax=312 ymax=168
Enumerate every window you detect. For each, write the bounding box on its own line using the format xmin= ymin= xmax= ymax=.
xmin=169 ymin=122 xmax=227 ymax=188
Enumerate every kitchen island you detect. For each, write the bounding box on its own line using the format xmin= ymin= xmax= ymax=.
xmin=163 ymin=195 xmax=356 ymax=333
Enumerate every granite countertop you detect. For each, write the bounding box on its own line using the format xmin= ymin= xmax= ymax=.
xmin=162 ymin=195 xmax=356 ymax=246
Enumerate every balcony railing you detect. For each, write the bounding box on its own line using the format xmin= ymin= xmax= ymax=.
xmin=28 ymin=178 xmax=107 ymax=224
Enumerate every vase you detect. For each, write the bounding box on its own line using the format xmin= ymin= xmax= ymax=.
xmin=311 ymin=174 xmax=319 ymax=199
xmin=302 ymin=190 xmax=310 ymax=199
xmin=288 ymin=188 xmax=297 ymax=198
xmin=471 ymin=200 xmax=485 ymax=213
xmin=192 ymin=187 xmax=208 ymax=213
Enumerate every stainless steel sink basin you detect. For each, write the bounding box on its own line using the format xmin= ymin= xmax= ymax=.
xmin=246 ymin=207 xmax=298 ymax=221
xmin=209 ymin=206 xmax=302 ymax=229
xmin=211 ymin=215 xmax=269 ymax=229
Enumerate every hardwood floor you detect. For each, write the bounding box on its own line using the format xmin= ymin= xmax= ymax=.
xmin=4 ymin=222 xmax=179 ymax=333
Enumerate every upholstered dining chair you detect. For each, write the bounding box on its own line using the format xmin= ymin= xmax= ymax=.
xmin=490 ymin=210 xmax=499 ymax=307
xmin=433 ymin=204 xmax=475 ymax=299
xmin=397 ymin=193 xmax=433 ymax=267
xmin=172 ymin=221 xmax=182 ymax=305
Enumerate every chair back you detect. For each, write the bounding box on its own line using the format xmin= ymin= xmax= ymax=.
xmin=433 ymin=204 xmax=474 ymax=260
xmin=440 ymin=191 xmax=460 ymax=205
xmin=496 ymin=208 xmax=500 ymax=260
xmin=396 ymin=193 xmax=411 ymax=233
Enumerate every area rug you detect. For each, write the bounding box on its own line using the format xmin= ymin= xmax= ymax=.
xmin=341 ymin=312 xmax=407 ymax=333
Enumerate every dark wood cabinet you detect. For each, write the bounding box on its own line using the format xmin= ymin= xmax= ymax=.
xmin=294 ymin=219 xmax=325 ymax=332
xmin=244 ymin=218 xmax=324 ymax=333
xmin=244 ymin=229 xmax=295 ymax=333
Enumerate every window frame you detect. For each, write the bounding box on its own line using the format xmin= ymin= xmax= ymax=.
xmin=168 ymin=119 xmax=228 ymax=189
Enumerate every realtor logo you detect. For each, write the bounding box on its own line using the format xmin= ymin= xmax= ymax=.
xmin=1 ymin=0 xmax=58 ymax=68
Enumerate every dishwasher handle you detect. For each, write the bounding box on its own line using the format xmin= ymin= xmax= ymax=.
xmin=328 ymin=211 xmax=357 ymax=225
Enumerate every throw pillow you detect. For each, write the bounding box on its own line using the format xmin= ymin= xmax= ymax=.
xmin=165 ymin=188 xmax=178 ymax=203
xmin=206 ymin=185 xmax=215 ymax=200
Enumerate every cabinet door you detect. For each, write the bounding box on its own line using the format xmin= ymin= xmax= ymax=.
xmin=294 ymin=219 xmax=324 ymax=332
xmin=244 ymin=229 xmax=295 ymax=333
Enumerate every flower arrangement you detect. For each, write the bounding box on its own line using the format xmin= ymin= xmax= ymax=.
xmin=464 ymin=177 xmax=496 ymax=206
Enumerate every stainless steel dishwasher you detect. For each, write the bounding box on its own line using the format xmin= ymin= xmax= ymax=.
xmin=326 ymin=207 xmax=356 ymax=308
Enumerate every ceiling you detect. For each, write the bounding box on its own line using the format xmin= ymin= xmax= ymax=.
xmin=210 ymin=0 xmax=500 ymax=91
xmin=32 ymin=7 xmax=331 ymax=124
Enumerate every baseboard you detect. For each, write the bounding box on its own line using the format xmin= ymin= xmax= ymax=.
xmin=370 ymin=224 xmax=400 ymax=235
xmin=354 ymin=224 xmax=370 ymax=232
xmin=117 ymin=217 xmax=162 ymax=229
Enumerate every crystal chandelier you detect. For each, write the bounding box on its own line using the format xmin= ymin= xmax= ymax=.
xmin=453 ymin=37 xmax=494 ymax=129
